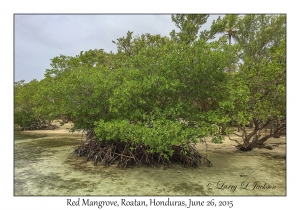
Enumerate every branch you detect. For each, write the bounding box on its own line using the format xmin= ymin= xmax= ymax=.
xmin=258 ymin=133 xmax=280 ymax=145
xmin=246 ymin=119 xmax=260 ymax=140
xmin=259 ymin=118 xmax=274 ymax=130
xmin=274 ymin=120 xmax=286 ymax=134
xmin=258 ymin=122 xmax=286 ymax=145
xmin=238 ymin=124 xmax=246 ymax=134
xmin=227 ymin=134 xmax=242 ymax=145
xmin=232 ymin=132 xmax=244 ymax=137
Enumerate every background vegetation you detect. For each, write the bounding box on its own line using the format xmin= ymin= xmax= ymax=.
xmin=14 ymin=14 xmax=286 ymax=156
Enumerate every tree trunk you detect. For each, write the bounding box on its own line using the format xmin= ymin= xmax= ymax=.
xmin=237 ymin=131 xmax=260 ymax=151
xmin=235 ymin=118 xmax=285 ymax=151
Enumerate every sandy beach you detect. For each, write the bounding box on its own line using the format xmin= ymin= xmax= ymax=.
xmin=196 ymin=134 xmax=286 ymax=158
xmin=22 ymin=120 xmax=286 ymax=157
xmin=22 ymin=120 xmax=82 ymax=135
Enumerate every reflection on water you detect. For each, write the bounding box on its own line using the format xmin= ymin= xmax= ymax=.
xmin=14 ymin=132 xmax=286 ymax=196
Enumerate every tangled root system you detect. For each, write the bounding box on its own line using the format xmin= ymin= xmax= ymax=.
xmin=74 ymin=139 xmax=212 ymax=169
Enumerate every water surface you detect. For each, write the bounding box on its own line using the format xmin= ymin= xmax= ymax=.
xmin=14 ymin=132 xmax=286 ymax=196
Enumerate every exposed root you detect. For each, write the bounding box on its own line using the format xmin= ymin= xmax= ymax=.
xmin=74 ymin=139 xmax=212 ymax=169
xmin=235 ymin=143 xmax=273 ymax=151
xmin=21 ymin=124 xmax=59 ymax=131
xmin=170 ymin=143 xmax=212 ymax=167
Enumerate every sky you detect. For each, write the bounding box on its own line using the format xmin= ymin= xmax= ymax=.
xmin=14 ymin=14 xmax=220 ymax=83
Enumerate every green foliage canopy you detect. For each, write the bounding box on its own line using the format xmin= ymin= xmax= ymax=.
xmin=14 ymin=14 xmax=286 ymax=153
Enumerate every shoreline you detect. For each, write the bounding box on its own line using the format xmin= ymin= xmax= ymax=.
xmin=19 ymin=120 xmax=286 ymax=156
xmin=20 ymin=120 xmax=83 ymax=135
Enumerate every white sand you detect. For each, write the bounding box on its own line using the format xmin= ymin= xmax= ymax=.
xmin=22 ymin=120 xmax=83 ymax=136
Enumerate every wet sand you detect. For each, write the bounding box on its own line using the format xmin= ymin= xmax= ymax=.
xmin=22 ymin=120 xmax=80 ymax=135
xmin=15 ymin=123 xmax=286 ymax=196
xmin=23 ymin=121 xmax=286 ymax=156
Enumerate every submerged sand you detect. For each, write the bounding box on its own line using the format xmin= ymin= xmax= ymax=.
xmin=15 ymin=122 xmax=286 ymax=196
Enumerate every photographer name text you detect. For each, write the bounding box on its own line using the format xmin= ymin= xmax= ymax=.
xmin=207 ymin=181 xmax=276 ymax=193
